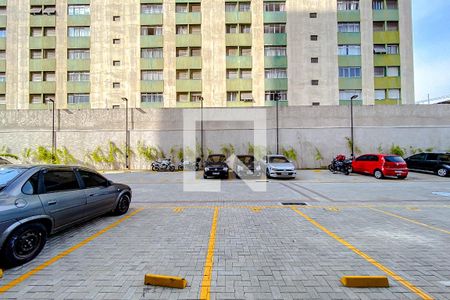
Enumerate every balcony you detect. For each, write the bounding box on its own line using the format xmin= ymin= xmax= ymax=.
xmin=0 ymin=15 xmax=6 ymax=27
xmin=67 ymin=81 xmax=91 ymax=93
xmin=140 ymin=80 xmax=164 ymax=93
xmin=29 ymin=81 xmax=56 ymax=94
xmin=264 ymin=33 xmax=287 ymax=46
xmin=338 ymin=78 xmax=362 ymax=89
xmin=176 ymin=12 xmax=201 ymax=24
xmin=30 ymin=0 xmax=55 ymax=4
xmin=225 ymin=12 xmax=251 ymax=24
xmin=226 ymin=56 xmax=252 ymax=69
xmin=67 ymin=37 xmax=90 ymax=49
xmin=176 ymin=56 xmax=202 ymax=69
xmin=141 ymin=35 xmax=164 ymax=48
xmin=0 ymin=60 xmax=5 ymax=71
xmin=337 ymin=11 xmax=360 ymax=22
xmin=226 ymin=79 xmax=252 ymax=91
xmin=265 ymin=79 xmax=288 ymax=91
xmin=0 ymin=82 xmax=5 ymax=93
xmin=140 ymin=58 xmax=164 ymax=70
xmin=338 ymin=55 xmax=362 ymax=67
xmin=176 ymin=80 xmax=202 ymax=92
xmin=29 ymin=59 xmax=57 ymax=72
xmin=67 ymin=59 xmax=90 ymax=71
xmin=263 ymin=12 xmax=286 ymax=23
xmin=264 ymin=56 xmax=287 ymax=68
xmin=373 ymin=31 xmax=400 ymax=44
xmin=0 ymin=38 xmax=5 ymax=50
xmin=141 ymin=14 xmax=163 ymax=26
xmin=67 ymin=15 xmax=91 ymax=26
xmin=227 ymin=101 xmax=254 ymax=108
xmin=30 ymin=15 xmax=56 ymax=27
xmin=374 ymin=77 xmax=401 ymax=89
xmin=29 ymin=36 xmax=56 ymax=49
xmin=373 ymin=9 xmax=399 ymax=21
xmin=176 ymin=34 xmax=202 ymax=47
xmin=374 ymin=54 xmax=401 ymax=66
xmin=225 ymin=33 xmax=252 ymax=46
xmin=337 ymin=32 xmax=361 ymax=44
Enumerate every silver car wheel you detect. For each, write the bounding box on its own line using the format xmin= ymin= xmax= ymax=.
xmin=437 ymin=168 xmax=448 ymax=177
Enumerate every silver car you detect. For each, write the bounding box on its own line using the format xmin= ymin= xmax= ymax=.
xmin=262 ymin=155 xmax=297 ymax=179
xmin=0 ymin=165 xmax=132 ymax=268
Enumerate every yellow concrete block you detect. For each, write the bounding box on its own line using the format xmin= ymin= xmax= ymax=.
xmin=341 ymin=276 xmax=389 ymax=288
xmin=144 ymin=274 xmax=187 ymax=289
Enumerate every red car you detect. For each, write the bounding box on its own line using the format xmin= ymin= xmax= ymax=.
xmin=352 ymin=154 xmax=409 ymax=179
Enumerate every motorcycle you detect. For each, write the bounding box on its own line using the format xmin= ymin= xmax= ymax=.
xmin=328 ymin=154 xmax=353 ymax=175
xmin=178 ymin=157 xmax=201 ymax=171
xmin=152 ymin=158 xmax=176 ymax=172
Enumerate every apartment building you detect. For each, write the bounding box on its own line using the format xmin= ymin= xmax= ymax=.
xmin=0 ymin=0 xmax=413 ymax=109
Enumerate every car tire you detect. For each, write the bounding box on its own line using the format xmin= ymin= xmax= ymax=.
xmin=203 ymin=174 xmax=208 ymax=179
xmin=0 ymin=223 xmax=47 ymax=268
xmin=437 ymin=168 xmax=448 ymax=177
xmin=398 ymin=176 xmax=407 ymax=180
xmin=266 ymin=169 xmax=271 ymax=179
xmin=113 ymin=193 xmax=131 ymax=216
xmin=223 ymin=173 xmax=229 ymax=180
xmin=374 ymin=169 xmax=384 ymax=179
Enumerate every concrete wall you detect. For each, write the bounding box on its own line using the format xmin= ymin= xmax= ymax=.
xmin=1 ymin=105 xmax=449 ymax=169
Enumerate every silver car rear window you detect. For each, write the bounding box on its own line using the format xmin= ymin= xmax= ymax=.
xmin=0 ymin=167 xmax=26 ymax=186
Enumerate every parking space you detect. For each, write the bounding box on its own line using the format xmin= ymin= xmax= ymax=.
xmin=1 ymin=171 xmax=449 ymax=299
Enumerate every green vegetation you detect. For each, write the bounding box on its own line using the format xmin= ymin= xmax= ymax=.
xmin=137 ymin=141 xmax=160 ymax=162
xmin=247 ymin=143 xmax=267 ymax=160
xmin=220 ymin=144 xmax=235 ymax=157
xmin=85 ymin=141 xmax=125 ymax=169
xmin=345 ymin=137 xmax=361 ymax=155
xmin=390 ymin=144 xmax=406 ymax=157
xmin=314 ymin=147 xmax=323 ymax=162
xmin=0 ymin=146 xmax=19 ymax=160
xmin=281 ymin=147 xmax=298 ymax=164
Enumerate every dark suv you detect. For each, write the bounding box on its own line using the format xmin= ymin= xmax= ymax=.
xmin=404 ymin=153 xmax=450 ymax=177
xmin=203 ymin=154 xmax=229 ymax=179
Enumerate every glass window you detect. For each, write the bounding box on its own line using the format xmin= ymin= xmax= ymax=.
xmin=265 ymin=46 xmax=286 ymax=57
xmin=68 ymin=93 xmax=90 ymax=104
xmin=68 ymin=71 xmax=90 ymax=81
xmin=386 ymin=66 xmax=400 ymax=77
xmin=239 ymin=2 xmax=251 ymax=12
xmin=227 ymin=92 xmax=238 ymax=102
xmin=141 ymin=26 xmax=163 ymax=36
xmin=43 ymin=170 xmax=80 ymax=193
xmin=339 ymin=67 xmax=361 ymax=78
xmin=190 ymin=4 xmax=201 ymax=12
xmin=338 ymin=45 xmax=361 ymax=56
xmin=226 ymin=24 xmax=238 ymax=34
xmin=240 ymin=47 xmax=251 ymax=56
xmin=337 ymin=0 xmax=359 ymax=11
xmin=438 ymin=155 xmax=450 ymax=163
xmin=190 ymin=25 xmax=201 ymax=34
xmin=226 ymin=47 xmax=238 ymax=56
xmin=68 ymin=49 xmax=90 ymax=59
xmin=44 ymin=49 xmax=55 ymax=59
xmin=265 ymin=68 xmax=287 ymax=79
xmin=386 ymin=44 xmax=399 ymax=54
xmin=191 ymin=47 xmax=201 ymax=56
xmin=225 ymin=2 xmax=237 ymax=12
xmin=264 ymin=2 xmax=286 ymax=12
xmin=0 ymin=167 xmax=26 ymax=186
xmin=410 ymin=154 xmax=426 ymax=161
xmin=339 ymin=89 xmax=362 ymax=100
xmin=141 ymin=93 xmax=163 ymax=103
xmin=141 ymin=70 xmax=163 ymax=81
xmin=177 ymin=70 xmax=189 ymax=80
xmin=240 ymin=92 xmax=253 ymax=102
xmin=176 ymin=25 xmax=188 ymax=35
xmin=0 ymin=50 xmax=5 ymax=60
xmin=30 ymin=49 xmax=42 ymax=59
xmin=68 ymin=5 xmax=90 ymax=16
xmin=22 ymin=172 xmax=40 ymax=195
xmin=175 ymin=4 xmax=188 ymax=13
xmin=79 ymin=170 xmax=108 ymax=188
xmin=388 ymin=89 xmax=401 ymax=99
xmin=227 ymin=69 xmax=239 ymax=79
xmin=44 ymin=72 xmax=55 ymax=81
xmin=191 ymin=70 xmax=202 ymax=80
xmin=264 ymin=23 xmax=286 ymax=34
xmin=374 ymin=67 xmax=385 ymax=77
xmin=265 ymin=91 xmax=287 ymax=101
xmin=240 ymin=69 xmax=252 ymax=79
xmin=375 ymin=89 xmax=386 ymax=100
xmin=141 ymin=48 xmax=163 ymax=58
xmin=68 ymin=27 xmax=90 ymax=37
xmin=30 ymin=27 xmax=43 ymax=37
xmin=338 ymin=22 xmax=360 ymax=33
xmin=141 ymin=4 xmax=163 ymax=14
xmin=176 ymin=48 xmax=189 ymax=57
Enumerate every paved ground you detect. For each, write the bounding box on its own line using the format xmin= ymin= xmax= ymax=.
xmin=0 ymin=170 xmax=449 ymax=299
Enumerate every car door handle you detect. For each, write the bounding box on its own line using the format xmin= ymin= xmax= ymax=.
xmin=48 ymin=200 xmax=57 ymax=206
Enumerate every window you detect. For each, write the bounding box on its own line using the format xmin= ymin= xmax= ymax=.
xmin=240 ymin=92 xmax=253 ymax=102
xmin=113 ymin=39 xmax=121 ymax=44
xmin=239 ymin=2 xmax=251 ymax=12
xmin=311 ymin=80 xmax=319 ymax=86
xmin=240 ymin=47 xmax=251 ymax=56
xmin=339 ymin=67 xmax=361 ymax=78
xmin=241 ymin=69 xmax=252 ymax=79
xmin=191 ymin=47 xmax=201 ymax=56
xmin=374 ymin=67 xmax=385 ymax=77
xmin=30 ymin=27 xmax=42 ymax=37
xmin=176 ymin=4 xmax=188 ymax=13
xmin=265 ymin=91 xmax=287 ymax=101
xmin=191 ymin=93 xmax=202 ymax=102
xmin=191 ymin=70 xmax=202 ymax=80
xmin=338 ymin=22 xmax=360 ymax=33
xmin=176 ymin=48 xmax=189 ymax=57
xmin=386 ymin=66 xmax=400 ymax=77
xmin=190 ymin=4 xmax=201 ymax=12
xmin=141 ymin=93 xmax=163 ymax=103
xmin=177 ymin=70 xmax=189 ymax=80
xmin=142 ymin=48 xmax=163 ymax=58
xmin=44 ymin=94 xmax=54 ymax=104
xmin=190 ymin=25 xmax=201 ymax=34
xmin=375 ymin=89 xmax=386 ymax=100
xmin=386 ymin=21 xmax=399 ymax=31
xmin=265 ymin=68 xmax=287 ymax=79
xmin=141 ymin=4 xmax=163 ymax=14
xmin=43 ymin=5 xmax=56 ymax=15
xmin=68 ymin=71 xmax=90 ymax=81
xmin=226 ymin=24 xmax=238 ymax=34
xmin=22 ymin=172 xmax=39 ymax=195
xmin=30 ymin=49 xmax=42 ymax=59
xmin=113 ymin=60 xmax=121 ymax=66
xmin=0 ymin=28 xmax=5 ymax=38
xmin=44 ymin=72 xmax=55 ymax=81
xmin=388 ymin=89 xmax=400 ymax=100
xmin=68 ymin=93 xmax=89 ymax=104
xmin=113 ymin=16 xmax=120 ymax=22
xmin=226 ymin=47 xmax=238 ymax=56
xmin=337 ymin=0 xmax=359 ymax=11
xmin=386 ymin=0 xmax=398 ymax=9
xmin=43 ymin=170 xmax=80 ymax=193
xmin=141 ymin=26 xmax=163 ymax=36
xmin=44 ymin=27 xmax=56 ymax=36
xmin=386 ymin=44 xmax=399 ymax=54
xmin=264 ymin=23 xmax=286 ymax=34
xmin=113 ymin=82 xmax=120 ymax=88
xmin=0 ymin=94 xmax=5 ymax=105
xmin=225 ymin=2 xmax=237 ymax=11
xmin=226 ymin=69 xmax=239 ymax=79
xmin=176 ymin=25 xmax=188 ymax=35
xmin=373 ymin=0 xmax=384 ymax=10
xmin=310 ymin=35 xmax=318 ymax=41
xmin=0 ymin=72 xmax=5 ymax=82
xmin=0 ymin=50 xmax=5 ymax=60
xmin=44 ymin=49 xmax=55 ymax=59
xmin=264 ymin=2 xmax=286 ymax=12
xmin=373 ymin=21 xmax=385 ymax=32
xmin=30 ymin=6 xmax=42 ymax=15
xmin=68 ymin=5 xmax=90 ymax=16
xmin=310 ymin=13 xmax=317 ymax=18
xmin=373 ymin=44 xmax=387 ymax=54
xmin=339 ymin=90 xmax=362 ymax=100
xmin=177 ymin=93 xmax=189 ymax=102
xmin=227 ymin=92 xmax=238 ymax=102
xmin=30 ymin=94 xmax=42 ymax=104
xmin=311 ymin=57 xmax=319 ymax=63
xmin=264 ymin=46 xmax=286 ymax=57
xmin=68 ymin=49 xmax=90 ymax=59
xmin=79 ymin=170 xmax=108 ymax=188
xmin=0 ymin=6 xmax=6 ymax=16
xmin=68 ymin=27 xmax=90 ymax=37
xmin=240 ymin=24 xmax=251 ymax=34
xmin=30 ymin=72 xmax=42 ymax=81
xmin=141 ymin=70 xmax=163 ymax=81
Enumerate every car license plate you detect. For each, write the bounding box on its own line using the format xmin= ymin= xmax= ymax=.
xmin=396 ymin=171 xmax=403 ymax=174
xmin=212 ymin=172 xmax=220 ymax=175
xmin=282 ymin=172 xmax=289 ymax=176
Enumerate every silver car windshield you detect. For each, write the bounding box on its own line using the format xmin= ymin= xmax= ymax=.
xmin=269 ymin=157 xmax=289 ymax=163
xmin=0 ymin=167 xmax=26 ymax=186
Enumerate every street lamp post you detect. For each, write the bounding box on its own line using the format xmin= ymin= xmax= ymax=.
xmin=121 ymin=97 xmax=129 ymax=170
xmin=47 ymin=99 xmax=56 ymax=164
xmin=275 ymin=92 xmax=280 ymax=154
xmin=200 ymin=96 xmax=204 ymax=164
xmin=350 ymin=94 xmax=358 ymax=158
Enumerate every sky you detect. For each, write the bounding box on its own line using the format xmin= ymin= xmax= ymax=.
xmin=413 ymin=0 xmax=450 ymax=101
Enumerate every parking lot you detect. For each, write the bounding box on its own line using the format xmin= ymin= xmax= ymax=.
xmin=1 ymin=170 xmax=449 ymax=299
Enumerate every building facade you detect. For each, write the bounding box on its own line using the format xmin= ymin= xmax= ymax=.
xmin=0 ymin=0 xmax=414 ymax=109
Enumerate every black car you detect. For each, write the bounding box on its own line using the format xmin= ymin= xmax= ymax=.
xmin=404 ymin=153 xmax=450 ymax=177
xmin=203 ymin=154 xmax=229 ymax=179
xmin=233 ymin=155 xmax=262 ymax=179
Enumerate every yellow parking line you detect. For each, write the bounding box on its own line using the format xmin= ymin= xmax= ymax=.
xmin=291 ymin=207 xmax=434 ymax=300
xmin=0 ymin=208 xmax=145 ymax=294
xmin=368 ymin=207 xmax=450 ymax=235
xmin=199 ymin=208 xmax=219 ymax=300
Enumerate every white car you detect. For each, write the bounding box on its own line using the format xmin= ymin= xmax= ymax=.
xmin=262 ymin=155 xmax=297 ymax=179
